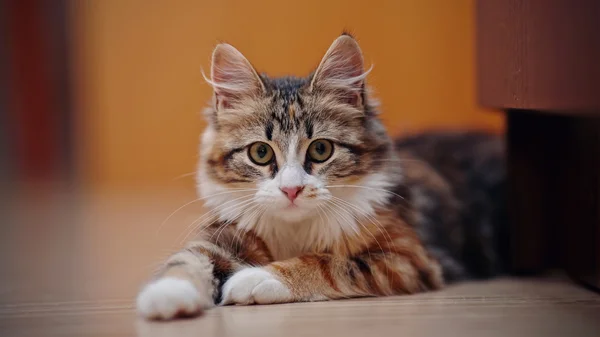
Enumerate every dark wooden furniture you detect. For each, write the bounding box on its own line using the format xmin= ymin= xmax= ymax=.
xmin=476 ymin=0 xmax=600 ymax=289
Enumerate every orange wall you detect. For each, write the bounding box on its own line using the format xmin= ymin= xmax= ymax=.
xmin=71 ymin=0 xmax=503 ymax=188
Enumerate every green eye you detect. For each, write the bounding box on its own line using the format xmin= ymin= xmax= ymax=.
xmin=248 ymin=142 xmax=274 ymax=165
xmin=307 ymin=139 xmax=334 ymax=163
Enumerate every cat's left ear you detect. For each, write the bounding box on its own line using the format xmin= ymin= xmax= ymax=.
xmin=207 ymin=43 xmax=265 ymax=111
xmin=310 ymin=34 xmax=369 ymax=108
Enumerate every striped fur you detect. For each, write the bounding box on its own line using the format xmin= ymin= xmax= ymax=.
xmin=137 ymin=34 xmax=506 ymax=320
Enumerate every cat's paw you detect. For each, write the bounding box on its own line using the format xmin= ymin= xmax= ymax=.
xmin=136 ymin=277 xmax=212 ymax=320
xmin=221 ymin=268 xmax=293 ymax=305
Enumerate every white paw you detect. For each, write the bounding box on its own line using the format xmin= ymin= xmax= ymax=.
xmin=136 ymin=277 xmax=212 ymax=320
xmin=221 ymin=268 xmax=293 ymax=305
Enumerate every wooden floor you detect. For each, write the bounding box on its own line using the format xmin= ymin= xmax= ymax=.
xmin=1 ymin=186 xmax=599 ymax=336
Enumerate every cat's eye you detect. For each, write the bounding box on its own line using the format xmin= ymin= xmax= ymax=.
xmin=248 ymin=142 xmax=274 ymax=165
xmin=307 ymin=139 xmax=334 ymax=163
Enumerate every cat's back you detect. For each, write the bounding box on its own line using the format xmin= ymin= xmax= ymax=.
xmin=392 ymin=131 xmax=509 ymax=281
xmin=395 ymin=131 xmax=504 ymax=194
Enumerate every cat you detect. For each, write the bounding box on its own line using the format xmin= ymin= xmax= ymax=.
xmin=136 ymin=33 xmax=508 ymax=320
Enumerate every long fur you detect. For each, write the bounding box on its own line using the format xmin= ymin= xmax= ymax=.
xmin=136 ymin=35 xmax=507 ymax=320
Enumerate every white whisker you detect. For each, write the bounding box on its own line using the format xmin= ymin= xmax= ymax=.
xmin=322 ymin=200 xmax=359 ymax=237
xmin=185 ymin=193 xmax=255 ymax=232
xmin=229 ymin=203 xmax=264 ymax=250
xmin=330 ymin=195 xmax=395 ymax=249
xmin=315 ymin=204 xmax=327 ymax=228
xmin=329 ymin=196 xmax=395 ymax=272
xmin=325 ymin=199 xmax=376 ymax=265
xmin=212 ymin=200 xmax=259 ymax=244
xmin=179 ymin=196 xmax=256 ymax=244
xmin=327 ymin=198 xmax=391 ymax=283
xmin=325 ymin=185 xmax=406 ymax=200
xmin=173 ymin=171 xmax=197 ymax=180
xmin=155 ymin=188 xmax=258 ymax=236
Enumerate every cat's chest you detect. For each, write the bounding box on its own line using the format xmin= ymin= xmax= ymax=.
xmin=266 ymin=239 xmax=310 ymax=260
xmin=258 ymin=221 xmax=335 ymax=261
xmin=261 ymin=231 xmax=316 ymax=261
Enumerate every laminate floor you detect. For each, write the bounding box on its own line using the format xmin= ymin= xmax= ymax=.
xmin=1 ymin=186 xmax=598 ymax=337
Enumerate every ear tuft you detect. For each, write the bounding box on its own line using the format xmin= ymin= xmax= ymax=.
xmin=310 ymin=35 xmax=368 ymax=107
xmin=205 ymin=43 xmax=264 ymax=110
xmin=340 ymin=30 xmax=355 ymax=39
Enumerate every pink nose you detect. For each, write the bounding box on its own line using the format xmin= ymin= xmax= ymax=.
xmin=280 ymin=186 xmax=304 ymax=201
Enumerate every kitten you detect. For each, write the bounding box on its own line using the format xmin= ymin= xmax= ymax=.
xmin=136 ymin=34 xmax=508 ymax=320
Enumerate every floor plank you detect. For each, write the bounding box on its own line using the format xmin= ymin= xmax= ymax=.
xmin=1 ymin=187 xmax=598 ymax=336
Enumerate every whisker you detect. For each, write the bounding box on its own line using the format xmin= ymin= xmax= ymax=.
xmin=330 ymin=195 xmax=395 ymax=250
xmin=329 ymin=196 xmax=395 ymax=270
xmin=229 ymin=203 xmax=263 ymax=250
xmin=315 ymin=204 xmax=327 ymax=228
xmin=322 ymin=200 xmax=360 ymax=237
xmin=173 ymin=171 xmax=196 ymax=180
xmin=201 ymin=198 xmax=257 ymax=237
xmin=331 ymin=196 xmax=395 ymax=249
xmin=318 ymin=203 xmax=349 ymax=251
xmin=325 ymin=185 xmax=406 ymax=201
xmin=205 ymin=197 xmax=258 ymax=234
xmin=178 ymin=202 xmax=248 ymax=244
xmin=327 ymin=198 xmax=391 ymax=284
xmin=155 ymin=188 xmax=259 ymax=236
xmin=212 ymin=200 xmax=259 ymax=244
xmin=325 ymin=199 xmax=376 ymax=268
xmin=178 ymin=196 xmax=256 ymax=244
xmin=184 ymin=194 xmax=255 ymax=233
xmin=228 ymin=208 xmax=252 ymax=250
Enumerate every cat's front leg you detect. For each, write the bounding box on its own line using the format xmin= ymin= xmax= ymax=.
xmin=136 ymin=242 xmax=240 ymax=319
xmin=221 ymin=251 xmax=444 ymax=305
xmin=137 ymin=226 xmax=273 ymax=320
xmin=220 ymin=254 xmax=352 ymax=305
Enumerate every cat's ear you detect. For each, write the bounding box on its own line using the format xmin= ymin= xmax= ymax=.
xmin=310 ymin=34 xmax=369 ymax=108
xmin=207 ymin=43 xmax=265 ymax=110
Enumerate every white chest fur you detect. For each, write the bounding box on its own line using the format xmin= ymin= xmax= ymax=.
xmin=251 ymin=214 xmax=343 ymax=260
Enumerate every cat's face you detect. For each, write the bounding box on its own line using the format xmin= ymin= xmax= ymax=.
xmin=198 ymin=35 xmax=393 ymax=233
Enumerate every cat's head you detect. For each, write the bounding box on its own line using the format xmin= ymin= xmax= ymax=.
xmin=197 ymin=34 xmax=395 ymax=234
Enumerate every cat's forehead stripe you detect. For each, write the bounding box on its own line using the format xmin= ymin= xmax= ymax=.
xmin=265 ymin=121 xmax=274 ymax=141
xmin=262 ymin=75 xmax=309 ymax=134
xmin=305 ymin=120 xmax=313 ymax=139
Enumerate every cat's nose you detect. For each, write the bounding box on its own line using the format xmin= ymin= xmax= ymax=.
xmin=280 ymin=186 xmax=304 ymax=202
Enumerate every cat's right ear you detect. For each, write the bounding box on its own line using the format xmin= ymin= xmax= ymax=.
xmin=205 ymin=43 xmax=265 ymax=111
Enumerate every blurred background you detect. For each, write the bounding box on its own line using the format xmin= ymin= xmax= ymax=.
xmin=0 ymin=0 xmax=503 ymax=192
xmin=2 ymin=1 xmax=600 ymax=335
xmin=0 ymin=0 xmax=512 ymax=317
